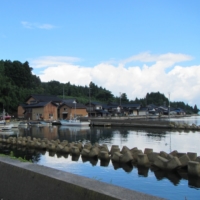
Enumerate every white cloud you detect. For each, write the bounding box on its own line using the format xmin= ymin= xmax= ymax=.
xmin=31 ymin=56 xmax=81 ymax=68
xmin=21 ymin=21 xmax=56 ymax=29
xmin=31 ymin=53 xmax=200 ymax=108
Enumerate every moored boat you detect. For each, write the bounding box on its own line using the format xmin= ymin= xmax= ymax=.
xmin=60 ymin=118 xmax=90 ymax=126
xmin=18 ymin=121 xmax=29 ymax=128
xmin=0 ymin=124 xmax=13 ymax=131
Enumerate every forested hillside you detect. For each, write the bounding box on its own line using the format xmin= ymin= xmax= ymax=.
xmin=0 ymin=60 xmax=199 ymax=114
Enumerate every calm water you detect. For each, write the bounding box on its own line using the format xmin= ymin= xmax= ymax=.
xmin=1 ymin=116 xmax=200 ymax=200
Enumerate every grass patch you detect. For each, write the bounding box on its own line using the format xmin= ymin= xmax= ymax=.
xmin=0 ymin=151 xmax=32 ymax=163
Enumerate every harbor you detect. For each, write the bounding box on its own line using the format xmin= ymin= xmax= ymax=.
xmin=0 ymin=115 xmax=200 ymax=199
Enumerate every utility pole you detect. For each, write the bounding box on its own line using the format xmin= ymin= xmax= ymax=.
xmin=119 ymin=92 xmax=122 ymax=115
xmin=89 ymin=84 xmax=91 ymax=117
xmin=63 ymin=85 xmax=64 ymax=100
xmin=168 ymin=92 xmax=170 ymax=118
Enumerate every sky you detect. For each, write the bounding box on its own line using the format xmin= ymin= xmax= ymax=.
xmin=1 ymin=0 xmax=200 ymax=108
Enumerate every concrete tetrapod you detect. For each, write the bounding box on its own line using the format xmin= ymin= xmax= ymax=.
xmin=137 ymin=153 xmax=150 ymax=167
xmin=188 ymin=161 xmax=200 ymax=177
xmin=154 ymin=155 xmax=181 ymax=170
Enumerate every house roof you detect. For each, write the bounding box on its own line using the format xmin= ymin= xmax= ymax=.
xmin=60 ymin=102 xmax=86 ymax=109
xmin=139 ymin=107 xmax=148 ymax=111
xmin=122 ymin=103 xmax=141 ymax=109
xmin=25 ymin=94 xmax=62 ymax=103
xmin=23 ymin=101 xmax=57 ymax=108
xmin=62 ymin=99 xmax=76 ymax=104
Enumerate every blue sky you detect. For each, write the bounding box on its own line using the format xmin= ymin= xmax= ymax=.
xmin=1 ymin=0 xmax=200 ymax=108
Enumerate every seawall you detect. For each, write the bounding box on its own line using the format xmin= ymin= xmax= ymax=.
xmin=0 ymin=157 xmax=165 ymax=200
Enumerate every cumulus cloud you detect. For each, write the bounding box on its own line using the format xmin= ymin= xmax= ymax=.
xmin=31 ymin=53 xmax=200 ymax=108
xmin=31 ymin=56 xmax=81 ymax=68
xmin=21 ymin=21 xmax=56 ymax=29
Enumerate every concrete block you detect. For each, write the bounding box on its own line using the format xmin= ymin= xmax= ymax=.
xmin=71 ymin=146 xmax=80 ymax=155
xmin=177 ymin=152 xmax=185 ymax=158
xmin=154 ymin=156 xmax=168 ymax=169
xmin=62 ymin=146 xmax=70 ymax=153
xmin=100 ymin=144 xmax=109 ymax=153
xmin=81 ymin=148 xmax=90 ymax=157
xmin=147 ymin=152 xmax=159 ymax=163
xmin=166 ymin=157 xmax=181 ymax=170
xmin=99 ymin=151 xmax=110 ymax=160
xmin=112 ymin=152 xmax=122 ymax=162
xmin=159 ymin=151 xmax=169 ymax=159
xmin=188 ymin=161 xmax=200 ymax=177
xmin=74 ymin=142 xmax=83 ymax=151
xmin=84 ymin=143 xmax=92 ymax=150
xmin=195 ymin=156 xmax=200 ymax=163
xmin=170 ymin=150 xmax=178 ymax=156
xmin=187 ymin=152 xmax=197 ymax=161
xmin=110 ymin=145 xmax=120 ymax=156
xmin=179 ymin=154 xmax=190 ymax=167
xmin=121 ymin=146 xmax=130 ymax=154
xmin=130 ymin=149 xmax=143 ymax=161
xmin=144 ymin=148 xmax=153 ymax=154
xmin=120 ymin=150 xmax=133 ymax=163
xmin=137 ymin=153 xmax=150 ymax=166
xmin=89 ymin=147 xmax=99 ymax=158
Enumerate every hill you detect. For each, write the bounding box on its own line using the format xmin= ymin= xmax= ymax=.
xmin=0 ymin=60 xmax=199 ymax=114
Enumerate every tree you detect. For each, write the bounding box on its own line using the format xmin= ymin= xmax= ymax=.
xmin=194 ymin=105 xmax=199 ymax=114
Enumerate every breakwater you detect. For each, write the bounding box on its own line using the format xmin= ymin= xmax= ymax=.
xmin=89 ymin=118 xmax=200 ymax=130
xmin=1 ymin=136 xmax=200 ymax=186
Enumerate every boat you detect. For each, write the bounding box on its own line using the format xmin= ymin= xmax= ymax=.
xmin=0 ymin=120 xmax=6 ymax=125
xmin=0 ymin=124 xmax=13 ymax=131
xmin=29 ymin=121 xmax=52 ymax=127
xmin=0 ymin=130 xmax=15 ymax=135
xmin=18 ymin=121 xmax=29 ymax=128
xmin=60 ymin=118 xmax=90 ymax=126
xmin=40 ymin=121 xmax=52 ymax=126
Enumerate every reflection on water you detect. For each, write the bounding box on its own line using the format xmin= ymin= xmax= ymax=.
xmin=0 ymin=116 xmax=200 ymax=200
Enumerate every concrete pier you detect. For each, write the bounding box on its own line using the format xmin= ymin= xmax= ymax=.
xmin=0 ymin=157 xmax=165 ymax=200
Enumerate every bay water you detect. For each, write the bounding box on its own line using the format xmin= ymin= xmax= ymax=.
xmin=1 ymin=116 xmax=200 ymax=199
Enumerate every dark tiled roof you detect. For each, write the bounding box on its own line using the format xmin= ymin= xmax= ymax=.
xmin=122 ymin=104 xmax=141 ymax=108
xmin=26 ymin=94 xmax=62 ymax=102
xmin=139 ymin=107 xmax=148 ymax=111
xmin=60 ymin=102 xmax=86 ymax=109
xmin=62 ymin=99 xmax=76 ymax=103
xmin=23 ymin=101 xmax=56 ymax=108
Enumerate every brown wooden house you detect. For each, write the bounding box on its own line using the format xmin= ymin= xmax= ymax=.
xmin=17 ymin=94 xmax=62 ymax=120
xmin=59 ymin=101 xmax=88 ymax=120
xmin=18 ymin=95 xmax=88 ymax=121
